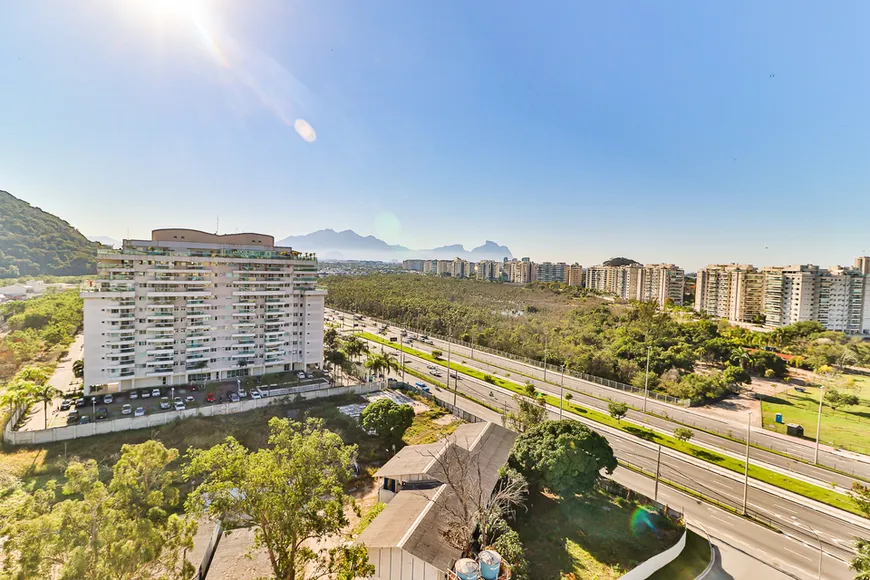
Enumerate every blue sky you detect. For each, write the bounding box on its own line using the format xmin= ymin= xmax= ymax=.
xmin=2 ymin=0 xmax=869 ymax=270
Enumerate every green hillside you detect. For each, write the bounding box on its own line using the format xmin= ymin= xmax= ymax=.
xmin=0 ymin=190 xmax=99 ymax=278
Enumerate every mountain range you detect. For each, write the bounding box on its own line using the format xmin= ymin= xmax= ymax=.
xmin=277 ymin=229 xmax=513 ymax=262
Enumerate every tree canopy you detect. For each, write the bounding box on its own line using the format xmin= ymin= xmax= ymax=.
xmin=0 ymin=440 xmax=196 ymax=580
xmin=184 ymin=417 xmax=360 ymax=580
xmin=360 ymin=398 xmax=414 ymax=442
xmin=0 ymin=190 xmax=99 ymax=278
xmin=510 ymin=420 xmax=617 ymax=497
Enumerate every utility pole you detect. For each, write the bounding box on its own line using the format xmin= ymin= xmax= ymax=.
xmin=814 ymin=385 xmax=824 ymax=464
xmin=791 ymin=516 xmax=823 ymax=580
xmin=447 ymin=327 xmax=457 ymax=406
xmin=543 ymin=334 xmax=548 ymax=381
xmin=653 ymin=445 xmax=662 ymax=502
xmin=400 ymin=348 xmax=405 ymax=382
xmin=643 ymin=345 xmax=651 ymax=413
xmin=559 ymin=364 xmax=565 ymax=419
xmin=742 ymin=411 xmax=751 ymax=515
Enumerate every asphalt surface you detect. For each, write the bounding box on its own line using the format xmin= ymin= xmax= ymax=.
xmin=331 ymin=309 xmax=870 ymax=485
xmin=342 ymin=318 xmax=870 ymax=568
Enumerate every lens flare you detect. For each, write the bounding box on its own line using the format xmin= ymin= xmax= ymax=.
xmin=630 ymin=507 xmax=658 ymax=536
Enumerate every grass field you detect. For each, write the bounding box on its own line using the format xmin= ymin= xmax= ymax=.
xmin=515 ymin=489 xmax=683 ymax=580
xmin=0 ymin=392 xmax=458 ymax=494
xmin=760 ymin=385 xmax=870 ymax=455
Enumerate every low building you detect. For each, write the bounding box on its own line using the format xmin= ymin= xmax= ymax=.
xmin=358 ymin=422 xmax=516 ymax=580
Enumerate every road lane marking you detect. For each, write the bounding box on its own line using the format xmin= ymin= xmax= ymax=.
xmin=783 ymin=546 xmax=812 ymax=561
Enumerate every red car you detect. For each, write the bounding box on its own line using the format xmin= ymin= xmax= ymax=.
xmin=205 ymin=392 xmax=215 ymax=403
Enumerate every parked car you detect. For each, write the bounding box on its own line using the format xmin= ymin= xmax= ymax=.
xmin=173 ymin=397 xmax=183 ymax=406
xmin=79 ymin=415 xmax=90 ymax=425
xmin=205 ymin=392 xmax=215 ymax=403
xmin=67 ymin=410 xmax=80 ymax=424
xmin=121 ymin=404 xmax=132 ymax=415
xmin=174 ymin=401 xmax=186 ymax=411
xmin=60 ymin=399 xmax=71 ymax=411
xmin=188 ymin=384 xmax=199 ymax=391
xmin=129 ymin=391 xmax=139 ymax=399
xmin=102 ymin=394 xmax=113 ymax=404
xmin=75 ymin=398 xmax=85 ymax=408
xmin=134 ymin=407 xmax=146 ymax=417
xmin=238 ymin=388 xmax=248 ymax=398
xmin=95 ymin=407 xmax=109 ymax=420
xmin=159 ymin=397 xmax=171 ymax=410
xmin=184 ymin=395 xmax=195 ymax=403
xmin=296 ymin=371 xmax=306 ymax=379
xmin=151 ymin=389 xmax=161 ymax=398
xmin=229 ymin=392 xmax=240 ymax=403
xmin=140 ymin=390 xmax=150 ymax=398
xmin=251 ymin=389 xmax=262 ymax=400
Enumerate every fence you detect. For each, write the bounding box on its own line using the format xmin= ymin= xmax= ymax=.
xmin=330 ymin=307 xmax=691 ymax=407
xmin=620 ymin=530 xmax=687 ymax=580
xmin=4 ymin=381 xmax=384 ymax=446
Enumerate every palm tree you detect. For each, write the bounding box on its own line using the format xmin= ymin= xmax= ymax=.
xmin=0 ymin=384 xmax=34 ymax=412
xmin=852 ymin=538 xmax=870 ymax=580
xmin=324 ymin=348 xmax=348 ymax=386
xmin=72 ymin=359 xmax=84 ymax=379
xmin=31 ymin=382 xmax=63 ymax=430
xmin=342 ymin=336 xmax=369 ymax=370
xmin=364 ymin=352 xmax=400 ymax=380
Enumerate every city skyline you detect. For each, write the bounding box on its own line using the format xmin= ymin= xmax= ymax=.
xmin=2 ymin=1 xmax=870 ymax=271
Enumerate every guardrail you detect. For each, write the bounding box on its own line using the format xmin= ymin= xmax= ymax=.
xmin=4 ymin=381 xmax=384 ymax=445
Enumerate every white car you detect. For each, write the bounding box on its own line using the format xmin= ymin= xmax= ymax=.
xmin=238 ymin=388 xmax=248 ymax=398
xmin=151 ymin=389 xmax=161 ymax=398
xmin=134 ymin=407 xmax=145 ymax=417
xmin=121 ymin=404 xmax=132 ymax=415
xmin=159 ymin=397 xmax=170 ymax=410
xmin=184 ymin=395 xmax=195 ymax=403
xmin=103 ymin=394 xmax=113 ymax=404
xmin=174 ymin=401 xmax=186 ymax=411
xmin=174 ymin=397 xmax=184 ymax=406
xmin=251 ymin=389 xmax=262 ymax=400
xmin=140 ymin=390 xmax=150 ymax=399
xmin=129 ymin=391 xmax=139 ymax=400
xmin=427 ymin=365 xmax=437 ymax=370
xmin=296 ymin=371 xmax=306 ymax=379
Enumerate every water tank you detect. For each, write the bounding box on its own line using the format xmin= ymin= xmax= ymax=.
xmin=479 ymin=550 xmax=502 ymax=580
xmin=454 ymin=558 xmax=480 ymax=580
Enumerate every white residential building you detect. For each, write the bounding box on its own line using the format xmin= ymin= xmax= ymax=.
xmin=695 ymin=264 xmax=764 ymax=323
xmin=585 ymin=262 xmax=684 ymax=306
xmin=534 ymin=262 xmax=568 ymax=283
xmin=80 ymin=229 xmax=325 ymax=393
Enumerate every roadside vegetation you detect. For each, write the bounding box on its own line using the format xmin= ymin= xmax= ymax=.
xmin=324 ymin=276 xmax=868 ymax=404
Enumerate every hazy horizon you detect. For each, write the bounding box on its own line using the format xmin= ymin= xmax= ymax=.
xmin=2 ymin=1 xmax=869 ymax=271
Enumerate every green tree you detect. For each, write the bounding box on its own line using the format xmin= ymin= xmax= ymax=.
xmin=324 ymin=327 xmax=339 ymax=349
xmin=325 ymin=348 xmax=348 ymax=385
xmin=608 ymin=401 xmax=628 ymax=422
xmin=825 ymin=389 xmax=859 ymax=412
xmin=72 ymin=358 xmax=84 ymax=379
xmin=342 ymin=335 xmax=369 ymax=363
xmin=360 ymin=398 xmax=414 ymax=443
xmin=363 ymin=352 xmax=400 ymax=378
xmin=329 ymin=544 xmax=375 ymax=580
xmin=674 ymin=427 xmax=694 ymax=442
xmin=723 ymin=364 xmax=752 ymax=389
xmin=431 ymin=349 xmax=443 ymax=360
xmin=506 ymin=394 xmax=546 ymax=433
xmin=31 ymin=381 xmax=62 ymax=430
xmin=184 ymin=417 xmax=359 ymax=580
xmin=1 ymin=441 xmax=196 ymax=580
xmin=510 ymin=420 xmax=617 ymax=497
xmin=852 ymin=483 xmax=870 ymax=579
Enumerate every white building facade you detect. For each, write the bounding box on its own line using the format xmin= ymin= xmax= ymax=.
xmin=81 ymin=229 xmax=325 ymax=393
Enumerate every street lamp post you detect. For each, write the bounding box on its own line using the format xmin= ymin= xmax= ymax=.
xmin=543 ymin=335 xmax=548 ymax=382
xmin=559 ymin=365 xmax=565 ymax=420
xmin=643 ymin=346 xmax=651 ymax=413
xmin=814 ymin=385 xmax=825 ymax=464
xmin=791 ymin=516 xmax=823 ymax=580
xmin=447 ymin=328 xmax=457 ymax=406
xmin=742 ymin=411 xmax=751 ymax=515
xmin=653 ymin=444 xmax=662 ymax=502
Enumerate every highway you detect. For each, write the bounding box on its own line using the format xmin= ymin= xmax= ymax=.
xmin=369 ymin=348 xmax=856 ymax=580
xmin=330 ymin=308 xmax=870 ymax=484
xmin=335 ymin=316 xmax=870 ymax=575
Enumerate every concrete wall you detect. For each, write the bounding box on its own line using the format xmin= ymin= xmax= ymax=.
xmin=5 ymin=382 xmax=382 ymax=446
xmin=619 ymin=529 xmax=687 ymax=580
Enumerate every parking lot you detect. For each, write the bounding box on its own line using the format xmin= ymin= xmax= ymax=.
xmin=32 ymin=371 xmax=328 ymax=430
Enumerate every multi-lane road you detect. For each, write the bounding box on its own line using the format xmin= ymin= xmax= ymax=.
xmin=329 ymin=309 xmax=870 ymax=580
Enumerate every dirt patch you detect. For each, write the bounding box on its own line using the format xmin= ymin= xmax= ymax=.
xmin=433 ymin=413 xmax=459 ymax=426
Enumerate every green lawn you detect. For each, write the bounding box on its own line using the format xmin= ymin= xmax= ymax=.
xmin=514 ymin=489 xmax=683 ymax=580
xmin=760 ymin=386 xmax=870 ymax=455
xmin=647 ymin=530 xmax=711 ymax=579
xmin=362 ymin=332 xmax=865 ymax=517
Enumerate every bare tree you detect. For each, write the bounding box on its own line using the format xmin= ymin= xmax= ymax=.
xmin=416 ymin=436 xmax=527 ymax=553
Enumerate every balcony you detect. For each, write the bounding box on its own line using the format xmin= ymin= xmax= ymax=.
xmin=106 ymin=327 xmax=136 ymax=334
xmin=147 ymin=313 xmax=174 ymax=320
xmin=146 ymin=290 xmax=212 ymax=298
xmin=186 ymin=312 xmax=211 ymax=319
xmin=146 ymin=337 xmax=174 ymax=344
xmin=147 ymin=369 xmax=175 ymax=377
xmin=146 ymin=325 xmax=175 ymax=332
xmin=187 ymin=345 xmax=211 ymax=352
xmin=146 ymin=359 xmax=175 ymax=366
xmin=107 ymin=362 xmax=136 ymax=370
xmin=232 ymin=322 xmax=256 ymax=328
xmin=231 ymin=352 xmax=257 ymax=359
xmin=106 ymin=338 xmax=135 ymax=346
xmin=149 ymin=279 xmax=210 ymax=285
xmin=264 ymin=330 xmax=286 ymax=337
xmin=232 ymin=332 xmax=256 ymax=339
xmin=232 ymin=290 xmax=288 ymax=297
xmin=232 ymin=312 xmax=258 ymax=318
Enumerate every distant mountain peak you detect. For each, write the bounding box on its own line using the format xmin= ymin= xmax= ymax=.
xmin=603 ymin=257 xmax=642 ymax=267
xmin=276 ymin=229 xmax=512 ymax=261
